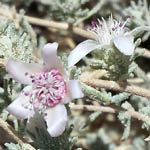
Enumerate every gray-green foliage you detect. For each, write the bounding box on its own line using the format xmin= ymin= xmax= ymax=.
xmin=80 ymin=82 xmax=110 ymax=104
xmin=111 ymin=93 xmax=131 ymax=104
xmin=71 ymin=64 xmax=131 ymax=105
xmin=87 ymin=129 xmax=115 ymax=150
xmin=5 ymin=143 xmax=38 ymax=150
xmin=132 ymin=136 xmax=150 ymax=150
xmin=129 ymin=95 xmax=150 ymax=132
xmin=88 ymin=45 xmax=139 ymax=81
xmin=123 ymin=0 xmax=150 ymax=41
xmin=139 ymin=106 xmax=150 ymax=130
xmin=0 ymin=7 xmax=36 ymax=112
xmin=38 ymin=0 xmax=90 ymax=23
xmin=30 ymin=127 xmax=73 ymax=150
xmin=118 ymin=102 xmax=132 ymax=140
xmin=0 ymin=8 xmax=36 ymax=62
xmin=81 ymin=112 xmax=101 ymax=129
xmin=0 ymin=0 xmax=35 ymax=9
xmin=5 ymin=143 xmax=22 ymax=150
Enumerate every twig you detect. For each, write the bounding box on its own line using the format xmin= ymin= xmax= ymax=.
xmin=80 ymin=70 xmax=144 ymax=84
xmin=27 ymin=15 xmax=95 ymax=39
xmin=0 ymin=118 xmax=24 ymax=144
xmin=69 ymin=103 xmax=150 ymax=124
xmin=81 ymin=78 xmax=150 ymax=98
xmin=80 ymin=70 xmax=107 ymax=79
xmin=80 ymin=71 xmax=150 ymax=98
xmin=25 ymin=15 xmax=68 ymax=30
xmin=0 ymin=118 xmax=36 ymax=149
xmin=0 ymin=8 xmax=96 ymax=40
xmin=70 ymin=103 xmax=115 ymax=113
xmin=0 ymin=59 xmax=7 ymax=68
xmin=136 ymin=47 xmax=150 ymax=59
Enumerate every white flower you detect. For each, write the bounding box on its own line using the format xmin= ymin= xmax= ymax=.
xmin=68 ymin=15 xmax=150 ymax=67
xmin=6 ymin=43 xmax=84 ymax=137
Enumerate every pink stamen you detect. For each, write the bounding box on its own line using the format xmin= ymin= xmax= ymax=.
xmin=29 ymin=69 xmax=66 ymax=110
xmin=24 ymin=92 xmax=30 ymax=96
xmin=119 ymin=23 xmax=123 ymax=27
xmin=25 ymin=72 xmax=28 ymax=76
xmin=126 ymin=15 xmax=131 ymax=19
xmin=91 ymin=21 xmax=97 ymax=28
xmin=120 ymin=13 xmax=125 ymax=17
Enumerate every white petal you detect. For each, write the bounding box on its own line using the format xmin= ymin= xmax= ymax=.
xmin=129 ymin=26 xmax=150 ymax=37
xmin=6 ymin=59 xmax=43 ymax=84
xmin=65 ymin=80 xmax=84 ymax=102
xmin=62 ymin=94 xmax=71 ymax=104
xmin=113 ymin=35 xmax=135 ymax=55
xmin=7 ymin=86 xmax=34 ymax=119
xmin=42 ymin=43 xmax=65 ymax=75
xmin=44 ymin=104 xmax=67 ymax=137
xmin=68 ymin=40 xmax=101 ymax=68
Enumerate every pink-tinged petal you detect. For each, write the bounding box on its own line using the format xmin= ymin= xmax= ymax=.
xmin=61 ymin=93 xmax=71 ymax=104
xmin=7 ymin=86 xmax=34 ymax=119
xmin=113 ymin=35 xmax=135 ymax=55
xmin=44 ymin=104 xmax=67 ymax=137
xmin=42 ymin=43 xmax=65 ymax=75
xmin=65 ymin=80 xmax=84 ymax=102
xmin=68 ymin=40 xmax=101 ymax=68
xmin=6 ymin=59 xmax=43 ymax=84
xmin=129 ymin=26 xmax=150 ymax=37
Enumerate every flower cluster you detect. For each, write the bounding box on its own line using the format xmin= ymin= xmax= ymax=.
xmin=6 ymin=15 xmax=150 ymax=137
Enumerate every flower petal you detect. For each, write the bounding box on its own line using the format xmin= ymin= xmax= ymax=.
xmin=113 ymin=35 xmax=135 ymax=55
xmin=7 ymin=86 xmax=34 ymax=119
xmin=129 ymin=26 xmax=150 ymax=37
xmin=42 ymin=43 xmax=65 ymax=75
xmin=6 ymin=59 xmax=43 ymax=84
xmin=65 ymin=80 xmax=84 ymax=103
xmin=68 ymin=40 xmax=101 ymax=68
xmin=44 ymin=104 xmax=67 ymax=137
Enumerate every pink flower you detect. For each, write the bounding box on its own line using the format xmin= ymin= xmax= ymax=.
xmin=6 ymin=43 xmax=84 ymax=137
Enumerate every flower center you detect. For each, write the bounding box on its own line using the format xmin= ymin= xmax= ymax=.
xmin=88 ymin=16 xmax=130 ymax=45
xmin=24 ymin=69 xmax=66 ymax=111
